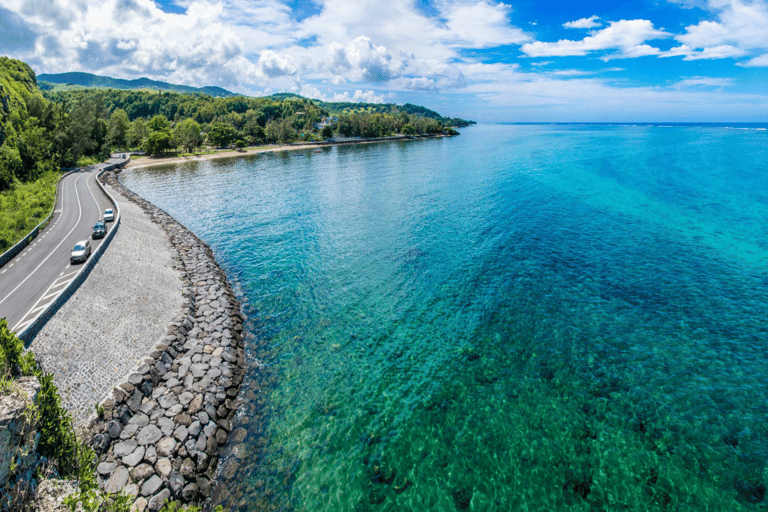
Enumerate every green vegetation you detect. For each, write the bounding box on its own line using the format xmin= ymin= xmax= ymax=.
xmin=1 ymin=318 xmax=94 ymax=485
xmin=0 ymin=170 xmax=58 ymax=252
xmin=41 ymin=87 xmax=472 ymax=156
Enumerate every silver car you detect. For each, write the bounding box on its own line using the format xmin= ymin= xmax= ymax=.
xmin=104 ymin=208 xmax=115 ymax=221
xmin=71 ymin=240 xmax=91 ymax=264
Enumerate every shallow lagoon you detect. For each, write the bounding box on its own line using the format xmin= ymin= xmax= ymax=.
xmin=122 ymin=124 xmax=768 ymax=511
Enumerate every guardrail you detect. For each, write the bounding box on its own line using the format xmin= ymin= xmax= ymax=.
xmin=0 ymin=168 xmax=82 ymax=269
xmin=17 ymin=157 xmax=129 ymax=343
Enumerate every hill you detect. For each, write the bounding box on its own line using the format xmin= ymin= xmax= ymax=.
xmin=38 ymin=72 xmax=237 ymax=98
xmin=268 ymin=94 xmax=474 ymax=128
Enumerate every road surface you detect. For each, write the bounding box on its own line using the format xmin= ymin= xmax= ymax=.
xmin=0 ymin=164 xmax=116 ymax=334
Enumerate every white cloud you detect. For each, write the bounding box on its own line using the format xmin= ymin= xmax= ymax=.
xmin=521 ymin=19 xmax=669 ymax=58
xmin=674 ymin=77 xmax=734 ymax=88
xmin=741 ymin=53 xmax=768 ymax=66
xmin=331 ymin=90 xmax=385 ymax=103
xmin=563 ymin=16 xmax=602 ymax=29
xmin=670 ymin=0 xmax=768 ymax=62
xmin=327 ymin=36 xmax=404 ymax=82
xmin=441 ymin=1 xmax=530 ymax=48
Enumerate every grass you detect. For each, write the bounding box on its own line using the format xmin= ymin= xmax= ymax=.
xmin=0 ymin=170 xmax=59 ymax=253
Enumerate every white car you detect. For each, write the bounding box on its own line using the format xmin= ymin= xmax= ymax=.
xmin=104 ymin=208 xmax=115 ymax=222
xmin=71 ymin=240 xmax=91 ymax=264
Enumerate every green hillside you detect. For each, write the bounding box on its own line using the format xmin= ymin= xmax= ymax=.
xmin=38 ymin=72 xmax=236 ymax=98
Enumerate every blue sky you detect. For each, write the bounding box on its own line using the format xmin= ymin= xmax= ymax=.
xmin=2 ymin=0 xmax=768 ymax=121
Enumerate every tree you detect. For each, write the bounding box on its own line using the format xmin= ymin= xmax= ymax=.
xmin=106 ymin=109 xmax=130 ymax=150
xmin=144 ymin=130 xmax=173 ymax=155
xmin=147 ymin=114 xmax=170 ymax=132
xmin=321 ymin=125 xmax=333 ymax=139
xmin=174 ymin=118 xmax=203 ymax=153
xmin=206 ymin=122 xmax=237 ymax=147
xmin=126 ymin=118 xmax=148 ymax=149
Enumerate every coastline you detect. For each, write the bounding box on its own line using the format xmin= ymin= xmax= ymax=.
xmin=125 ymin=135 xmax=450 ymax=171
xmin=80 ymin=171 xmax=248 ymax=509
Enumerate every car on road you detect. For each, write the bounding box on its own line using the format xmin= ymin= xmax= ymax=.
xmin=104 ymin=208 xmax=115 ymax=222
xmin=92 ymin=220 xmax=107 ymax=239
xmin=71 ymin=240 xmax=91 ymax=264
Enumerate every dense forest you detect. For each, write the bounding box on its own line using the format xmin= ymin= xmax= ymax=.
xmin=39 ymin=88 xmax=472 ymax=158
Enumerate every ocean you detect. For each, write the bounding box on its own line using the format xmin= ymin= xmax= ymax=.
xmin=121 ymin=123 xmax=768 ymax=511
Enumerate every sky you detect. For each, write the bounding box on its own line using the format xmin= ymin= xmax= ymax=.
xmin=2 ymin=0 xmax=768 ymax=121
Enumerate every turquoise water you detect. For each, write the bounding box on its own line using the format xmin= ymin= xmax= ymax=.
xmin=122 ymin=124 xmax=768 ymax=511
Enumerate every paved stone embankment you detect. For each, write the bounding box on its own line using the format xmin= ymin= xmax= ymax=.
xmin=29 ymin=178 xmax=184 ymax=426
xmin=85 ymin=172 xmax=245 ymax=510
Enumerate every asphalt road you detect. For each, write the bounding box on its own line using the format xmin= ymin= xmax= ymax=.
xmin=0 ymin=164 xmax=116 ymax=334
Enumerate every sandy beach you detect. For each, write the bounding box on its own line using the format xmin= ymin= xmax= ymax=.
xmin=125 ymin=144 xmax=320 ymax=170
xmin=124 ymin=135 xmax=446 ymax=170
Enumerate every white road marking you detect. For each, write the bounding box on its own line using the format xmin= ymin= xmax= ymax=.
xmin=0 ymin=174 xmax=84 ymax=307
xmin=11 ymin=317 xmax=34 ymax=334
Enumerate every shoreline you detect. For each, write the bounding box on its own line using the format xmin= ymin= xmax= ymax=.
xmin=125 ymin=135 xmax=450 ymax=171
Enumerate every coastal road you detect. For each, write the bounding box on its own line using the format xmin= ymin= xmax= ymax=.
xmin=0 ymin=163 xmax=117 ymax=334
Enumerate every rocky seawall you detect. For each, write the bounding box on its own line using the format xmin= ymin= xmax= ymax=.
xmin=86 ymin=171 xmax=246 ymax=510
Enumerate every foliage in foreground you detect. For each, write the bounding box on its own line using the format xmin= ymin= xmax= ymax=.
xmin=1 ymin=318 xmax=96 ymax=494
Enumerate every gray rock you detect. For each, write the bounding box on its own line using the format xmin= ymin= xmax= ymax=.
xmin=120 ymin=423 xmax=139 ymax=440
xmin=130 ymin=463 xmax=154 ymax=482
xmin=97 ymin=460 xmax=116 ymax=475
xmin=197 ymin=411 xmax=209 ymax=424
xmin=169 ymin=470 xmax=185 ymax=496
xmin=166 ymin=404 xmax=184 ymax=416
xmin=175 ymin=413 xmax=192 ymax=427
xmin=141 ymin=475 xmax=163 ymax=497
xmin=178 ymin=391 xmax=194 ymax=405
xmin=137 ymin=424 xmax=162 ymax=446
xmin=156 ymin=437 xmax=176 ymax=458
xmin=158 ymin=393 xmax=178 ymax=409
xmin=123 ymin=446 xmax=146 ymax=467
xmin=132 ymin=497 xmax=148 ymax=512
xmin=158 ymin=416 xmax=175 ymax=437
xmin=180 ymin=458 xmax=196 ymax=477
xmin=104 ymin=466 xmax=130 ymax=494
xmin=128 ymin=373 xmax=144 ymax=385
xmin=93 ymin=433 xmax=111 ymax=452
xmin=181 ymin=483 xmax=198 ymax=501
xmin=114 ymin=439 xmax=139 ymax=457
xmin=188 ymin=421 xmax=201 ymax=437
xmin=139 ymin=400 xmax=158 ymax=414
xmin=155 ymin=458 xmax=172 ymax=479
xmin=144 ymin=445 xmax=157 ymax=465
xmin=174 ymin=425 xmax=189 ymax=443
xmin=127 ymin=389 xmax=143 ymax=412
xmin=123 ymin=483 xmax=139 ymax=496
xmin=147 ymin=489 xmax=171 ymax=511
xmin=129 ymin=413 xmax=150 ymax=428
xmin=107 ymin=420 xmax=123 ymax=438
xmin=203 ymin=423 xmax=217 ymax=439
xmin=195 ymin=433 xmax=207 ymax=452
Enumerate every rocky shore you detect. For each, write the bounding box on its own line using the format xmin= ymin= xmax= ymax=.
xmin=85 ymin=171 xmax=246 ymax=510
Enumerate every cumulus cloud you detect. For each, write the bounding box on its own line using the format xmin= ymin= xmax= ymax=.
xmin=670 ymin=0 xmax=768 ymax=61
xmin=741 ymin=53 xmax=768 ymax=66
xmin=331 ymin=90 xmax=385 ymax=103
xmin=563 ymin=16 xmax=602 ymax=29
xmin=256 ymin=50 xmax=297 ymax=78
xmin=521 ymin=19 xmax=669 ymax=58
xmin=327 ymin=36 xmax=404 ymax=82
xmin=441 ymin=1 xmax=530 ymax=48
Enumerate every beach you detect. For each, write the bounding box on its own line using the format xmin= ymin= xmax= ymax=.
xmin=125 ymin=136 xmax=448 ymax=170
